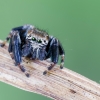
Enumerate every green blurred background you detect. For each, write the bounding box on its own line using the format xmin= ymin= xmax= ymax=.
xmin=0 ymin=0 xmax=100 ymax=100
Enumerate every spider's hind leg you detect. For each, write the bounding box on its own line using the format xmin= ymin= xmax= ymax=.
xmin=59 ymin=41 xmax=65 ymax=69
xmin=60 ymin=54 xmax=65 ymax=69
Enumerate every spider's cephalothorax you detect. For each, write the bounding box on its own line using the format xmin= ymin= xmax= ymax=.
xmin=1 ymin=24 xmax=65 ymax=76
xmin=24 ymin=29 xmax=49 ymax=60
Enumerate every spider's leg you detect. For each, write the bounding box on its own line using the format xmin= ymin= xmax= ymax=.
xmin=43 ymin=38 xmax=59 ymax=75
xmin=49 ymin=38 xmax=59 ymax=70
xmin=23 ymin=57 xmax=30 ymax=77
xmin=60 ymin=54 xmax=65 ymax=69
xmin=59 ymin=42 xmax=65 ymax=69
xmin=11 ymin=31 xmax=25 ymax=72
xmin=8 ymin=35 xmax=14 ymax=59
xmin=0 ymin=34 xmax=11 ymax=47
xmin=22 ymin=57 xmax=35 ymax=77
xmin=21 ymin=43 xmax=33 ymax=77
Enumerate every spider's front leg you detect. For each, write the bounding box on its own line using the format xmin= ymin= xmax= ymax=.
xmin=10 ymin=31 xmax=26 ymax=73
xmin=43 ymin=38 xmax=59 ymax=75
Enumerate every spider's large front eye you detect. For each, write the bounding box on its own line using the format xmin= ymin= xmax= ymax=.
xmin=32 ymin=37 xmax=36 ymax=41
xmin=37 ymin=39 xmax=42 ymax=43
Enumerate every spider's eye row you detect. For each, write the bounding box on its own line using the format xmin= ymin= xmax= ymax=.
xmin=37 ymin=39 xmax=42 ymax=43
xmin=32 ymin=37 xmax=36 ymax=41
xmin=31 ymin=37 xmax=42 ymax=43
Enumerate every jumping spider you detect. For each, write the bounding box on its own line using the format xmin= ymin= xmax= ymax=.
xmin=1 ymin=24 xmax=65 ymax=77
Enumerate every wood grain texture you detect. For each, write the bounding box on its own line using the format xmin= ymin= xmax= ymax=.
xmin=0 ymin=40 xmax=100 ymax=100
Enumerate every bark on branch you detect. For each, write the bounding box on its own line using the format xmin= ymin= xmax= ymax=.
xmin=0 ymin=40 xmax=100 ymax=100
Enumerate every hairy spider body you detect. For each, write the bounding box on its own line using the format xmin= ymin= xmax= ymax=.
xmin=1 ymin=24 xmax=65 ymax=76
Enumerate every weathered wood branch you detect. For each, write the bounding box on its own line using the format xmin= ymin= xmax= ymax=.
xmin=0 ymin=40 xmax=100 ymax=100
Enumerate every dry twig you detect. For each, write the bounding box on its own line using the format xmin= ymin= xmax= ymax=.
xmin=0 ymin=40 xmax=100 ymax=100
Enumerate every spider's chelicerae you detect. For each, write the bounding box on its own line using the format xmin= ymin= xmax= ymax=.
xmin=1 ymin=24 xmax=65 ymax=77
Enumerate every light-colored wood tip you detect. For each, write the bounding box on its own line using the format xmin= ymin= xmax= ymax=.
xmin=0 ymin=40 xmax=100 ymax=100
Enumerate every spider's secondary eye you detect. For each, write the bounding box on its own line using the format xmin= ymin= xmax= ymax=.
xmin=32 ymin=37 xmax=36 ymax=41
xmin=28 ymin=35 xmax=31 ymax=37
xmin=44 ymin=40 xmax=46 ymax=42
xmin=37 ymin=39 xmax=42 ymax=43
